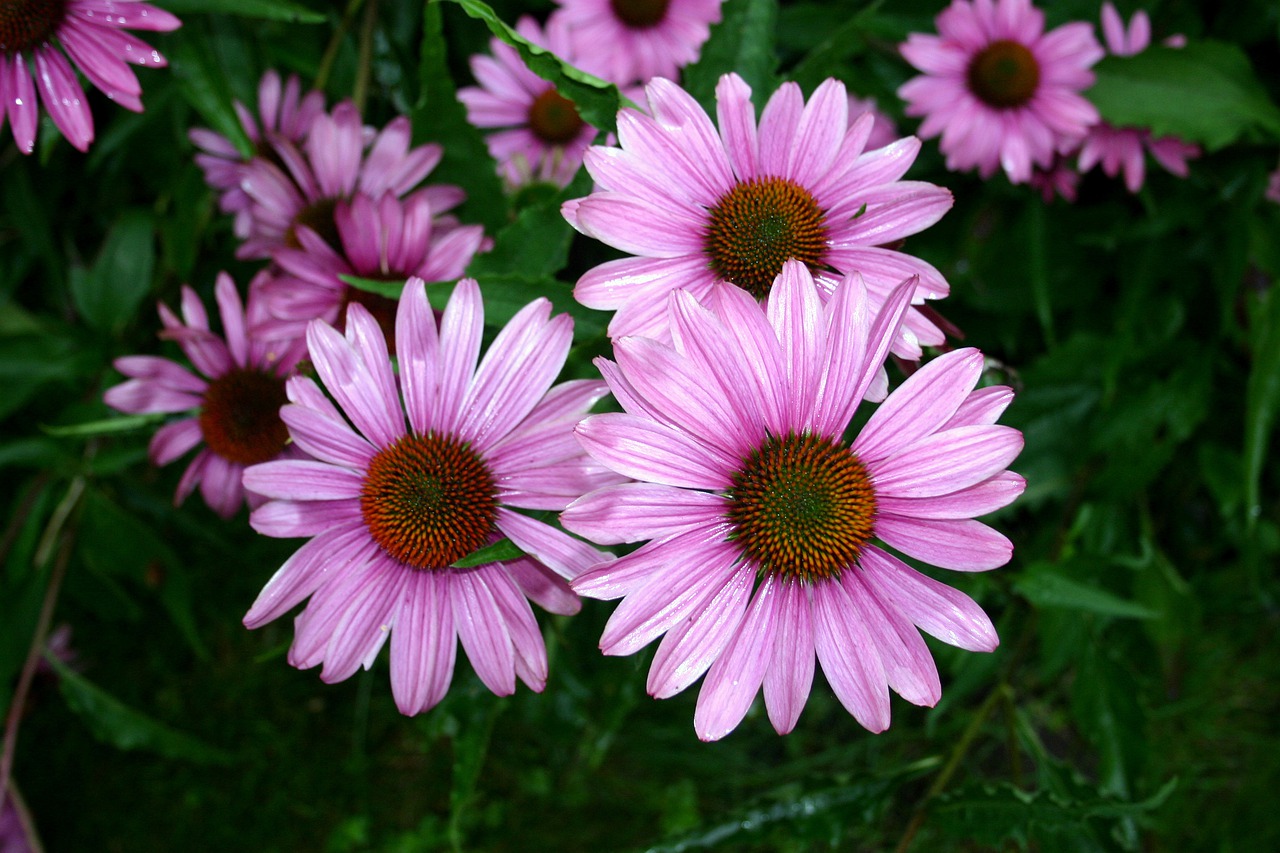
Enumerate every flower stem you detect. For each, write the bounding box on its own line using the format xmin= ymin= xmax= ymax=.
xmin=354 ymin=0 xmax=380 ymax=115
xmin=315 ymin=0 xmax=365 ymax=94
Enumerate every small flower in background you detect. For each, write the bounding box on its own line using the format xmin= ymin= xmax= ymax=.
xmin=847 ymin=94 xmax=899 ymax=153
xmin=563 ymin=73 xmax=953 ymax=360
xmin=1266 ymin=167 xmax=1280 ymax=205
xmin=1030 ymin=153 xmax=1081 ymax=203
xmin=189 ymin=71 xmax=327 ymax=239
xmin=242 ymin=279 xmax=621 ymax=715
xmin=457 ymin=16 xmax=600 ymax=189
xmin=104 ymin=272 xmax=307 ymax=519
xmin=554 ymin=0 xmax=724 ymax=86
xmin=0 ymin=789 xmax=34 ymax=853
xmin=236 ymin=101 xmax=462 ymax=260
xmin=1075 ymin=3 xmax=1200 ymax=193
xmin=898 ymin=0 xmax=1102 ymax=184
xmin=0 ymin=0 xmax=180 ymax=153
xmin=562 ymin=261 xmax=1024 ymax=741
xmin=258 ymin=190 xmax=487 ymax=348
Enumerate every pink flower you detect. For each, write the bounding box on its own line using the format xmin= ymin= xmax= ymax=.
xmin=257 ymin=190 xmax=487 ymax=347
xmin=1075 ymin=3 xmax=1199 ymax=192
xmin=242 ymin=279 xmax=621 ymax=714
xmin=1266 ymin=167 xmax=1280 ymax=206
xmin=189 ymin=71 xmax=326 ymax=239
xmin=104 ymin=272 xmax=306 ymax=518
xmin=1030 ymin=153 xmax=1080 ymax=203
xmin=554 ymin=0 xmax=724 ymax=85
xmin=0 ymin=0 xmax=180 ymax=153
xmin=563 ymin=73 xmax=953 ymax=360
xmin=236 ymin=102 xmax=461 ymax=260
xmin=562 ymin=261 xmax=1023 ymax=740
xmin=898 ymin=0 xmax=1103 ymax=184
xmin=848 ymin=94 xmax=899 ymax=152
xmin=457 ymin=15 xmax=600 ymax=188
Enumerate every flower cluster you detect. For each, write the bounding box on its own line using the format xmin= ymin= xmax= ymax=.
xmin=103 ymin=11 xmax=1032 ymax=740
xmin=899 ymin=0 xmax=1199 ymax=193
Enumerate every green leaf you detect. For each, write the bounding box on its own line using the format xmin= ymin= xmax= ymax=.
xmin=1244 ymin=285 xmax=1280 ymax=531
xmin=169 ymin=34 xmax=253 ymax=156
xmin=465 ymin=167 xmax=589 ymax=281
xmin=47 ymin=656 xmax=233 ymax=764
xmin=683 ymin=0 xmax=779 ymax=112
xmin=338 ymin=274 xmax=408 ymax=300
xmin=444 ymin=0 xmax=629 ymax=134
xmin=153 ymin=0 xmax=325 ymax=22
xmin=450 ymin=537 xmax=524 ymax=568
xmin=41 ymin=413 xmax=169 ymax=438
xmin=1088 ymin=41 xmax=1280 ymax=150
xmin=416 ymin=1 xmax=508 ymax=233
xmin=786 ymin=1 xmax=881 ymax=93
xmin=1014 ymin=563 xmax=1158 ymax=620
xmin=70 ymin=210 xmax=156 ymax=334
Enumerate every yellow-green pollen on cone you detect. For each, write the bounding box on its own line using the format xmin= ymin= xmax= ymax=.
xmin=360 ymin=432 xmax=498 ymax=571
xmin=199 ymin=367 xmax=290 ymax=466
xmin=0 ymin=0 xmax=66 ymax=53
xmin=967 ymin=39 xmax=1041 ymax=109
xmin=704 ymin=177 xmax=830 ymax=300
xmin=727 ymin=432 xmax=877 ymax=584
xmin=610 ymin=0 xmax=670 ymax=29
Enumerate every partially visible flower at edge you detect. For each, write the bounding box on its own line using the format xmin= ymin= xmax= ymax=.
xmin=241 ymin=278 xmax=622 ymax=714
xmin=848 ymin=94 xmax=899 ymax=153
xmin=563 ymin=72 xmax=954 ymax=361
xmin=898 ymin=0 xmax=1103 ymax=184
xmin=104 ymin=271 xmax=307 ymax=519
xmin=554 ymin=0 xmax=724 ymax=87
xmin=562 ymin=261 xmax=1024 ymax=741
xmin=1075 ymin=2 xmax=1200 ymax=193
xmin=1266 ymin=167 xmax=1280 ymax=205
xmin=189 ymin=70 xmax=326 ymax=239
xmin=0 ymin=0 xmax=180 ymax=153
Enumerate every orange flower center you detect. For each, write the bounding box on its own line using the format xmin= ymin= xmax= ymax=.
xmin=360 ymin=432 xmax=498 ymax=570
xmin=0 ymin=0 xmax=66 ymax=53
xmin=198 ymin=367 xmax=290 ymax=466
xmin=967 ymin=40 xmax=1041 ymax=109
xmin=727 ymin=432 xmax=876 ymax=583
xmin=704 ymin=177 xmax=830 ymax=299
xmin=528 ymin=88 xmax=585 ymax=146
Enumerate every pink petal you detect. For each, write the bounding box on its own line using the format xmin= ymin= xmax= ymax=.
xmin=812 ymin=577 xmax=891 ymax=732
xmin=450 ymin=568 xmax=516 ymax=696
xmin=647 ymin=562 xmax=755 ymax=699
xmin=855 ymin=348 xmax=984 ymax=461
xmin=561 ymin=483 xmax=727 ymax=546
xmin=875 ymin=515 xmax=1014 ymax=571
xmin=858 ymin=546 xmax=998 ymax=652
xmin=390 ymin=570 xmax=457 ymax=715
xmin=243 ymin=459 xmax=364 ymax=502
xmin=870 ymin=424 xmax=1024 ymax=498
xmin=762 ymin=579 xmax=816 ymax=734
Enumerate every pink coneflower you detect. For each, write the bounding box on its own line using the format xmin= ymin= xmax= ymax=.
xmin=1075 ymin=3 xmax=1199 ymax=193
xmin=242 ymin=279 xmax=620 ymax=714
xmin=554 ymin=0 xmax=723 ymax=86
xmin=562 ymin=261 xmax=1024 ymax=740
xmin=457 ymin=15 xmax=600 ymax=188
xmin=104 ymin=272 xmax=306 ymax=519
xmin=236 ymin=101 xmax=460 ymax=260
xmin=189 ymin=70 xmax=326 ymax=238
xmin=257 ymin=190 xmax=487 ymax=348
xmin=563 ymin=73 xmax=953 ymax=359
xmin=1030 ymin=153 xmax=1080 ymax=203
xmin=848 ymin=94 xmax=898 ymax=152
xmin=0 ymin=0 xmax=179 ymax=153
xmin=898 ymin=0 xmax=1103 ymax=184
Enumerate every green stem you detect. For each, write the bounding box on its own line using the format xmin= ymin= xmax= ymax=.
xmin=354 ymin=0 xmax=380 ymax=115
xmin=315 ymin=0 xmax=365 ymax=94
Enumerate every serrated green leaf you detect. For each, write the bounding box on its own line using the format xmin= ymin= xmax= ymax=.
xmin=47 ymin=656 xmax=233 ymax=764
xmin=416 ymin=1 xmax=508 ymax=233
xmin=450 ymin=537 xmax=524 ymax=568
xmin=1014 ymin=564 xmax=1158 ymax=620
xmin=444 ymin=0 xmax=629 ymax=134
xmin=153 ymin=0 xmax=324 ymax=22
xmin=683 ymin=0 xmax=779 ymax=112
xmin=70 ymin=210 xmax=156 ymax=334
xmin=1088 ymin=42 xmax=1280 ymax=150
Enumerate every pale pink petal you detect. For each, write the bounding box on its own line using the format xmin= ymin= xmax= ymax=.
xmin=390 ymin=570 xmax=457 ymax=714
xmin=859 ymin=546 xmax=998 ymax=652
xmin=812 ymin=577 xmax=891 ymax=732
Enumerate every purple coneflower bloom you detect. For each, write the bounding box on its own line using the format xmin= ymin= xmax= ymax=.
xmin=236 ymin=101 xmax=461 ymax=260
xmin=848 ymin=94 xmax=899 ymax=153
xmin=257 ymin=190 xmax=487 ymax=348
xmin=104 ymin=272 xmax=306 ymax=519
xmin=457 ymin=15 xmax=600 ymax=189
xmin=189 ymin=70 xmax=326 ymax=239
xmin=1075 ymin=3 xmax=1199 ymax=193
xmin=563 ymin=73 xmax=953 ymax=359
xmin=562 ymin=261 xmax=1024 ymax=740
xmin=0 ymin=0 xmax=179 ymax=153
xmin=553 ymin=0 xmax=723 ymax=85
xmin=242 ymin=279 xmax=620 ymax=714
xmin=898 ymin=0 xmax=1102 ymax=184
